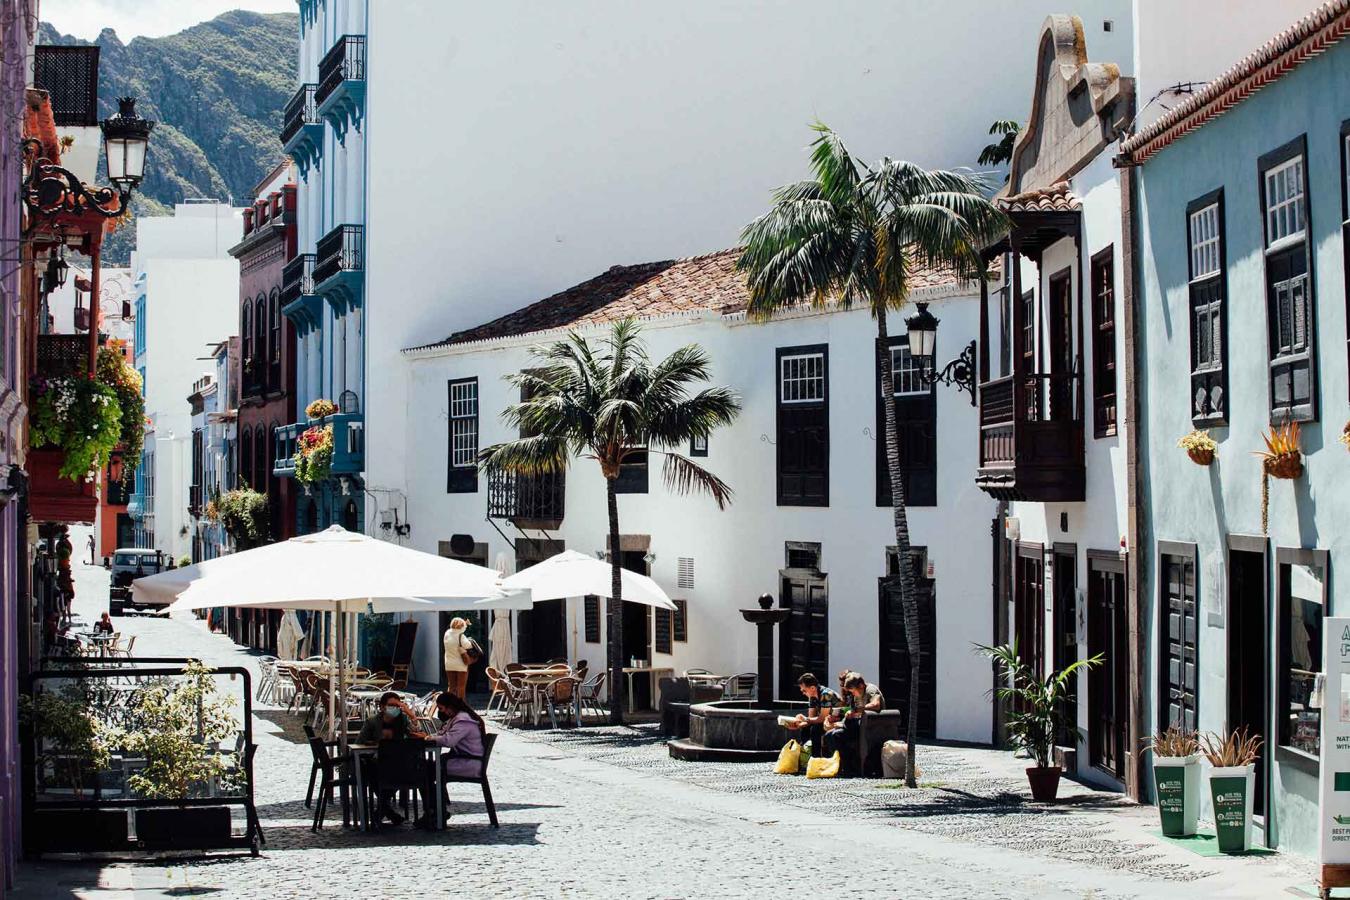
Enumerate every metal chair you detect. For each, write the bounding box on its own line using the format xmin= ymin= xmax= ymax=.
xmin=722 ymin=672 xmax=758 ymax=701
xmin=542 ymin=677 xmax=581 ymax=729
xmin=484 ymin=666 xmax=509 ymax=713
xmin=577 ymin=672 xmax=607 ymax=719
xmin=307 ymin=730 xmax=352 ymax=831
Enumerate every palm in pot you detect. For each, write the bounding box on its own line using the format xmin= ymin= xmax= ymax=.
xmin=977 ymin=642 xmax=1101 ymax=801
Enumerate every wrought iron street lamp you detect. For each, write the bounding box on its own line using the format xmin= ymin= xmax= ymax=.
xmin=903 ymin=302 xmax=977 ymax=406
xmin=46 ymin=252 xmax=68 ymax=288
xmin=21 ymin=96 xmax=154 ymax=234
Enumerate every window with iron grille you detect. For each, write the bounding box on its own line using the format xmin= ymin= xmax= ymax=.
xmin=673 ymin=599 xmax=688 ymax=642
xmin=33 ymin=46 xmax=100 ymax=126
xmin=655 ymin=607 xmax=673 ymax=655
xmin=1260 ymin=136 xmax=1317 ymax=423
xmin=584 ymin=596 xmax=601 ymax=643
xmin=776 ymin=346 xmax=828 ymax=506
xmin=447 ymin=378 xmax=478 ymax=493
xmin=1187 ymin=192 xmax=1227 ymax=424
xmin=876 ymin=339 xmax=935 ymax=506
xmin=1090 ymin=247 xmax=1117 ymax=437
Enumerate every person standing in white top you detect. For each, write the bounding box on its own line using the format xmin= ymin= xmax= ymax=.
xmin=442 ymin=617 xmax=472 ymax=699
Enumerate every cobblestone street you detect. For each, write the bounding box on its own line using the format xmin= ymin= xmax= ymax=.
xmin=11 ymin=536 xmax=1318 ymax=898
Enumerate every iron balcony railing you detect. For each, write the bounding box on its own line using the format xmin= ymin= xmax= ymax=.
xmin=313 ymin=225 xmax=363 ymax=286
xmin=487 ymin=468 xmax=565 ymax=524
xmin=280 ymin=253 xmax=315 ymax=307
xmin=316 ymin=35 xmax=366 ymax=108
xmin=280 ymin=83 xmax=318 ymax=146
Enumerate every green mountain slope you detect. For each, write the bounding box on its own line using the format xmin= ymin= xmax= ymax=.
xmin=38 ymin=11 xmax=298 ymax=263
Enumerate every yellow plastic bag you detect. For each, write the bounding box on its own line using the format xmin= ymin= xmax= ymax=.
xmin=806 ymin=751 xmax=840 ymax=779
xmin=774 ymin=740 xmax=801 ymax=775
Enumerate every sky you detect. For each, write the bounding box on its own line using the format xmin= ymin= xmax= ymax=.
xmin=41 ymin=0 xmax=294 ymax=40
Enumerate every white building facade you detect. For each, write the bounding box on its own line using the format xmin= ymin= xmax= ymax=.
xmin=127 ymin=201 xmax=243 ymax=560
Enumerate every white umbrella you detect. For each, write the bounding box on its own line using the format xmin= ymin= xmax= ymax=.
xmin=488 ymin=611 xmax=513 ymax=672
xmin=479 ymin=549 xmax=676 ymax=610
xmin=133 ymin=525 xmax=504 ymax=747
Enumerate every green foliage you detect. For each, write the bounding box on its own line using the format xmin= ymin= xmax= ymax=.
xmin=39 ymin=11 xmax=299 ymax=264
xmin=29 ymin=373 xmax=123 ymax=481
xmin=978 ymin=119 xmax=1021 ymax=168
xmin=20 ymin=688 xmax=121 ymax=796
xmin=216 ymin=488 xmax=270 ymax=550
xmin=293 ymin=424 xmax=333 ymax=485
xmin=976 ymin=642 xmax=1103 ymax=769
xmin=123 ymin=661 xmax=239 ymax=801
xmin=97 ymin=344 xmax=145 ymax=484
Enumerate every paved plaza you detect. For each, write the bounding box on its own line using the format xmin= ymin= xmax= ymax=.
xmin=10 ymin=532 xmax=1320 ymax=898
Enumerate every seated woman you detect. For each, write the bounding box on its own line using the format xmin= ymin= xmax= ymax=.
xmin=413 ymin=691 xmax=487 ymax=828
xmin=784 ymin=672 xmax=841 ymax=756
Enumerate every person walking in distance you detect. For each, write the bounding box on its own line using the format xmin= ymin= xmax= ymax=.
xmin=443 ymin=617 xmax=472 ymax=699
xmin=87 ymin=534 xmax=96 ymax=566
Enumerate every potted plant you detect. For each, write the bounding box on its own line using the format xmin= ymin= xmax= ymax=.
xmin=1146 ymin=725 xmax=1201 ymax=836
xmin=976 ymin=643 xmax=1102 ymax=802
xmin=28 ymin=371 xmax=124 ymax=482
xmin=293 ymin=424 xmax=334 ymax=485
xmin=124 ymin=661 xmax=240 ymax=850
xmin=215 ymin=488 xmax=269 ymax=550
xmin=1177 ymin=429 xmax=1217 ymax=466
xmin=98 ymin=344 xmax=145 ymax=486
xmin=1202 ymin=727 xmax=1262 ymax=853
xmin=20 ymin=688 xmax=129 ymax=852
xmin=1256 ymin=421 xmax=1303 ymax=533
xmin=305 ymin=397 xmax=337 ymax=420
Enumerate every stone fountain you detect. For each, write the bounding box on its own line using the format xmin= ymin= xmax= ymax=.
xmin=667 ymin=594 xmax=804 ymax=762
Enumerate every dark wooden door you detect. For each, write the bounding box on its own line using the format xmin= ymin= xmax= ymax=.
xmin=1052 ymin=549 xmax=1078 ymax=745
xmin=1014 ymin=546 xmax=1044 ymax=679
xmin=517 ymin=599 xmax=566 ymax=664
xmin=1161 ymin=553 xmax=1198 ymax=732
xmin=1048 ymin=271 xmax=1074 ymax=420
xmin=878 ymin=553 xmax=936 ymax=738
xmin=779 ymin=574 xmax=829 ymax=697
xmin=1228 ymin=548 xmax=1268 ymax=815
xmin=1088 ymin=557 xmax=1127 ymax=778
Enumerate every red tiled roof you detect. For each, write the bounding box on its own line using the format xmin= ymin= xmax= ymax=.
xmin=414 ymin=247 xmax=975 ymax=350
xmin=1118 ymin=0 xmax=1350 ymax=165
xmin=996 ymin=182 xmax=1081 ymax=213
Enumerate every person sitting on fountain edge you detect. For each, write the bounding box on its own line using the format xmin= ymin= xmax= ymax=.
xmin=785 ymin=672 xmax=841 ymax=757
xmin=822 ymin=672 xmax=884 ymax=776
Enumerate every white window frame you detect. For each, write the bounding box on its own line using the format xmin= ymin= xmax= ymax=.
xmin=779 ymin=352 xmax=826 ymax=404
xmin=1189 ymin=203 xmax=1221 ymax=281
xmin=1264 ymin=155 xmax=1306 ymax=250
xmin=891 ymin=345 xmax=934 ymax=397
xmin=448 ymin=379 xmax=478 ymax=468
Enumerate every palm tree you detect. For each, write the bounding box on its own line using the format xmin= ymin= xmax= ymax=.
xmin=738 ymin=123 xmax=1006 ymax=786
xmin=480 ymin=320 xmax=741 ymax=724
xmin=978 ymin=119 xmax=1021 ymax=169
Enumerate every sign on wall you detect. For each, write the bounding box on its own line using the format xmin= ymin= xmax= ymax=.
xmin=1318 ymin=617 xmax=1350 ymax=883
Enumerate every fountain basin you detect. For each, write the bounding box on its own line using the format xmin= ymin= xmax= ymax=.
xmin=668 ymin=699 xmax=808 ymax=762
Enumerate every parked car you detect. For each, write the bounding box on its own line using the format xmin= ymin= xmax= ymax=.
xmin=107 ymin=548 xmax=165 ymax=616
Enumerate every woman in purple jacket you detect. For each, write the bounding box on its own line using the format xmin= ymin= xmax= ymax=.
xmin=414 ymin=691 xmax=486 ymax=827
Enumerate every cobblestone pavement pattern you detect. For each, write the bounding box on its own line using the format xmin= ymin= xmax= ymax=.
xmin=10 ymin=527 xmax=1318 ymax=898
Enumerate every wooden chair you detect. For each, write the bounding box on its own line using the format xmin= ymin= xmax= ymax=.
xmin=542 ymin=677 xmax=581 ymax=728
xmin=484 ymin=666 xmax=508 ymax=713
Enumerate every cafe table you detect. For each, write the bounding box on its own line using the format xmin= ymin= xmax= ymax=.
xmin=348 ymin=741 xmax=446 ymax=832
xmin=510 ymin=668 xmax=579 ymax=727
xmin=621 ymin=666 xmax=674 ymax=714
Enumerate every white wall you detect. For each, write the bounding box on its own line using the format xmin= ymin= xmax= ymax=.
xmin=400 ymin=290 xmax=996 ymax=744
xmin=359 ymin=0 xmax=1135 ymax=532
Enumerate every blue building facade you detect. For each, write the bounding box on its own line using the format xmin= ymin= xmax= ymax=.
xmin=278 ymin=0 xmax=367 ymax=536
xmin=1123 ymin=10 xmax=1350 ymax=857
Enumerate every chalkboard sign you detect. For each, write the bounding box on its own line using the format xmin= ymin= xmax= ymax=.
xmin=391 ymin=620 xmax=419 ymax=670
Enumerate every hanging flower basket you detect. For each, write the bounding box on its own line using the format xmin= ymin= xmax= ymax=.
xmin=1177 ymin=429 xmax=1217 ymax=466
xmin=1257 ymin=422 xmax=1303 ymax=481
xmin=305 ymin=398 xmax=337 ymax=421
xmin=293 ymin=424 xmax=334 ymax=485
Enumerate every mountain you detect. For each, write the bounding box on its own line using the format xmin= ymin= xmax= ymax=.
xmin=38 ymin=11 xmax=299 ymax=264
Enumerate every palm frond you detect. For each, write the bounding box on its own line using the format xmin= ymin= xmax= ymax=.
xmin=659 ymin=451 xmax=734 ymax=509
xmin=479 ymin=434 xmax=570 ymax=475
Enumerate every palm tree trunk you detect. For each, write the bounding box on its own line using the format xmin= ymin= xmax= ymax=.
xmin=606 ymin=476 xmax=625 ymax=725
xmin=876 ymin=313 xmax=921 ymax=789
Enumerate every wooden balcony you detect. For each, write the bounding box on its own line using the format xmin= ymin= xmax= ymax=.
xmin=487 ymin=468 xmax=565 ymax=530
xmin=975 ymin=373 xmax=1084 ymax=502
xmin=29 ymin=335 xmax=98 ymax=523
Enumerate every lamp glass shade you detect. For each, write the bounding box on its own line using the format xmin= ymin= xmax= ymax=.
xmin=904 ymin=302 xmax=939 ymax=360
xmin=104 ymin=135 xmax=148 ymax=188
xmin=49 ymin=256 xmax=68 ymax=288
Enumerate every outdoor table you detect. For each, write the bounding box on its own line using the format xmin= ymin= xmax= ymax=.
xmin=348 ymin=741 xmax=445 ymax=832
xmin=621 ymin=666 xmax=674 ymax=714
xmin=511 ymin=669 xmax=578 ymax=727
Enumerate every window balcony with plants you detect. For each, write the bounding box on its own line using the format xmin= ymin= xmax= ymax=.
xmin=272 ymin=398 xmax=363 ymax=484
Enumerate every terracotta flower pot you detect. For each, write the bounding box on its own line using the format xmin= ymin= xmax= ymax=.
xmin=1264 ymin=453 xmax=1303 ymax=480
xmin=1026 ymin=765 xmax=1062 ymax=802
xmin=1187 ymin=447 xmax=1214 ymax=466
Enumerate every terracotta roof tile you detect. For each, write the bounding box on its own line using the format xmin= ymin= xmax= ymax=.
xmin=1118 ymin=0 xmax=1350 ymax=165
xmin=413 ymin=247 xmax=976 ymax=351
xmin=996 ymin=182 xmax=1081 ymax=213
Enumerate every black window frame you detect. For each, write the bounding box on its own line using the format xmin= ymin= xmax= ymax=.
xmin=1274 ymin=546 xmax=1329 ymax=771
xmin=614 ymin=446 xmax=648 ymax=494
xmin=1090 ymin=246 xmax=1118 ymax=437
xmin=775 ymin=344 xmax=829 ymax=507
xmin=673 ymin=598 xmax=687 ymax=643
xmin=446 ymin=377 xmax=479 ymax=494
xmin=1258 ymin=135 xmax=1317 ymax=424
xmin=254 ymin=294 xmax=268 ymax=394
xmin=654 ymin=606 xmax=673 ymax=655
xmin=1185 ymin=190 xmax=1228 ymax=425
xmin=689 ymin=434 xmax=708 ymax=457
xmin=584 ymin=595 xmax=601 ymax=643
xmin=876 ymin=336 xmax=936 ymax=507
